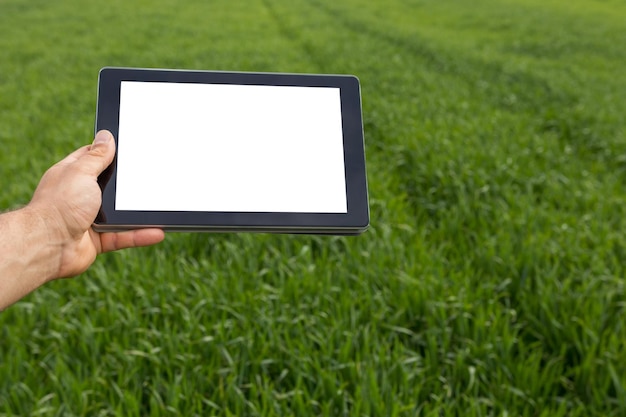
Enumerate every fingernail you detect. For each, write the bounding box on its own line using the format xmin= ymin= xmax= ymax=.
xmin=93 ymin=130 xmax=112 ymax=145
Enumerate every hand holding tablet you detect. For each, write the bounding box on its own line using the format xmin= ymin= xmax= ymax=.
xmin=94 ymin=67 xmax=369 ymax=234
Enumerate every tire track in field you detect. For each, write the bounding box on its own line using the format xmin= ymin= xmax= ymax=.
xmin=259 ymin=0 xmax=328 ymax=72
xmin=303 ymin=0 xmax=623 ymax=170
xmin=304 ymin=0 xmax=576 ymax=115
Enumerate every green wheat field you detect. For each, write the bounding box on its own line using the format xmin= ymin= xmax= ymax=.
xmin=1 ymin=0 xmax=626 ymax=415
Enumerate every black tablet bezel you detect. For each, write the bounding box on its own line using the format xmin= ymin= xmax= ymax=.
xmin=94 ymin=67 xmax=369 ymax=234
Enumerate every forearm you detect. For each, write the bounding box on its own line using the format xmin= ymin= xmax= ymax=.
xmin=0 ymin=206 xmax=62 ymax=310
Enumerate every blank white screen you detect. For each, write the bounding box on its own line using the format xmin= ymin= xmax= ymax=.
xmin=115 ymin=81 xmax=347 ymax=213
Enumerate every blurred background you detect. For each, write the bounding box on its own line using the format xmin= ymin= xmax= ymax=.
xmin=1 ymin=0 xmax=625 ymax=415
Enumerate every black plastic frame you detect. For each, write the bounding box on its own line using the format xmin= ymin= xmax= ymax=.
xmin=94 ymin=67 xmax=369 ymax=234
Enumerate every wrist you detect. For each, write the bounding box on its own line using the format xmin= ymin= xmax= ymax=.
xmin=17 ymin=204 xmax=66 ymax=282
xmin=0 ymin=206 xmax=64 ymax=309
xmin=24 ymin=200 xmax=69 ymax=240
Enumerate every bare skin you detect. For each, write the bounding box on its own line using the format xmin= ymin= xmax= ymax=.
xmin=0 ymin=130 xmax=164 ymax=310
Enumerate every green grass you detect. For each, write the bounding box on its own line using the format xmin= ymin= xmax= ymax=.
xmin=1 ymin=0 xmax=626 ymax=415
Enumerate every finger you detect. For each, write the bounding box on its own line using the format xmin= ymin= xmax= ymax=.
xmin=99 ymin=228 xmax=165 ymax=253
xmin=76 ymin=130 xmax=116 ymax=176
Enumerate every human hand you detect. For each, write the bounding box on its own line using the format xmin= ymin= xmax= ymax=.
xmin=27 ymin=130 xmax=165 ymax=280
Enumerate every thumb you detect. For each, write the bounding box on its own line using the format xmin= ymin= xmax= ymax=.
xmin=79 ymin=130 xmax=116 ymax=176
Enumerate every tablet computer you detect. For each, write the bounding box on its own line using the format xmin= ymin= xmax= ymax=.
xmin=93 ymin=67 xmax=369 ymax=234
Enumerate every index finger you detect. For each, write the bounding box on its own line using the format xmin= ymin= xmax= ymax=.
xmin=98 ymin=228 xmax=165 ymax=253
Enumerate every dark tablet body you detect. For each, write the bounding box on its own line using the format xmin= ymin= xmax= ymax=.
xmin=94 ymin=67 xmax=369 ymax=234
